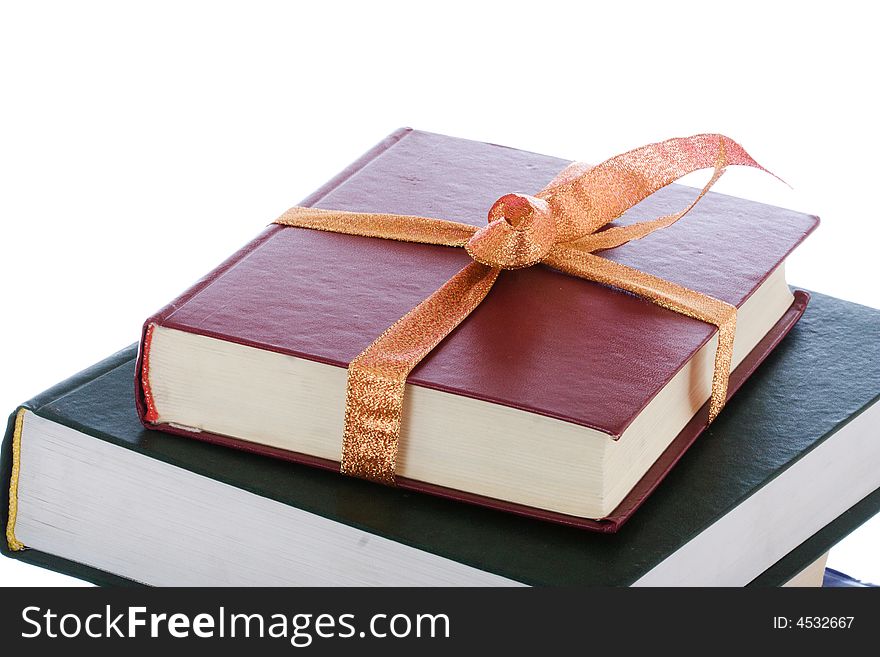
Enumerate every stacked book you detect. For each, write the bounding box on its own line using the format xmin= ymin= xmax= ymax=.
xmin=3 ymin=129 xmax=879 ymax=586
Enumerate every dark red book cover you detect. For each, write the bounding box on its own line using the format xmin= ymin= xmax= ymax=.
xmin=135 ymin=128 xmax=817 ymax=531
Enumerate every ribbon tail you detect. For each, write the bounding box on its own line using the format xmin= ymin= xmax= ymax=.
xmin=275 ymin=207 xmax=477 ymax=247
xmin=342 ymin=262 xmax=500 ymax=484
xmin=544 ymin=249 xmax=736 ymax=422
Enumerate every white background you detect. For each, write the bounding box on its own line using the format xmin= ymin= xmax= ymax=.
xmin=1 ymin=1 xmax=877 ymax=586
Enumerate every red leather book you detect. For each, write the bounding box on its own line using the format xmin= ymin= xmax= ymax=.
xmin=135 ymin=128 xmax=817 ymax=531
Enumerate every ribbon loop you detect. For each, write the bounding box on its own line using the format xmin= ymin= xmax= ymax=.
xmin=537 ymin=134 xmax=766 ymax=243
xmin=564 ymin=138 xmax=729 ymax=253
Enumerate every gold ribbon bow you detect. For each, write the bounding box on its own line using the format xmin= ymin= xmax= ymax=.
xmin=275 ymin=134 xmax=772 ymax=485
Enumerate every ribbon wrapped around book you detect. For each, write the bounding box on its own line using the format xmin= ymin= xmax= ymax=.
xmin=273 ymin=134 xmax=776 ymax=485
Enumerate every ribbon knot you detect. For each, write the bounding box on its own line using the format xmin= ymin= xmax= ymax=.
xmin=274 ymin=134 xmax=774 ymax=485
xmin=466 ymin=193 xmax=556 ymax=269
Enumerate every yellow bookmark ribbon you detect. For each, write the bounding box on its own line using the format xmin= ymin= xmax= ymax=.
xmin=275 ymin=134 xmax=771 ymax=485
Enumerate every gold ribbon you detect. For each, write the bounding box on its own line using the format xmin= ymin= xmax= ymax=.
xmin=275 ymin=134 xmax=771 ymax=485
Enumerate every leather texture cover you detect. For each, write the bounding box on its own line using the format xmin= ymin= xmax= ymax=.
xmin=134 ymin=128 xmax=819 ymax=530
xmin=4 ymin=292 xmax=880 ymax=585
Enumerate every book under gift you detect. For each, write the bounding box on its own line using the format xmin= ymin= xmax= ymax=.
xmin=135 ymin=128 xmax=818 ymax=529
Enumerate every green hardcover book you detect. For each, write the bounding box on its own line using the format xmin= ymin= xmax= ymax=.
xmin=2 ymin=291 xmax=879 ymax=586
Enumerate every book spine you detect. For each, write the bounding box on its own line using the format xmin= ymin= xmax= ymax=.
xmin=134 ymin=128 xmax=414 ymax=425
